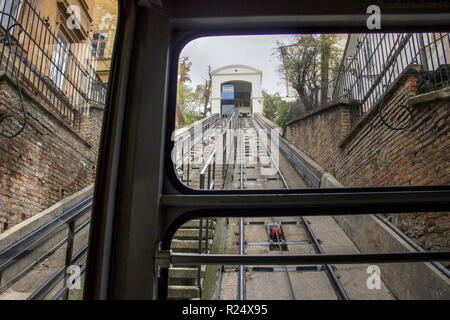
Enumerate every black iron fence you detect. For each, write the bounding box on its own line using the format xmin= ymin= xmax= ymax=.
xmin=0 ymin=0 xmax=107 ymax=131
xmin=290 ymin=33 xmax=449 ymax=122
xmin=0 ymin=195 xmax=92 ymax=300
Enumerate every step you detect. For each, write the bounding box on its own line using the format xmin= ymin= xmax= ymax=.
xmin=169 ymin=267 xmax=202 ymax=286
xmin=169 ymin=267 xmax=202 ymax=279
xmin=174 ymin=228 xmax=214 ymax=240
xmin=181 ymin=219 xmax=216 ymax=229
xmin=168 ymin=285 xmax=200 ymax=300
xmin=171 ymin=239 xmax=213 ymax=253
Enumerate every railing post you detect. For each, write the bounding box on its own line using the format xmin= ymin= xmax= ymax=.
xmin=200 ymin=172 xmax=205 ymax=190
xmin=197 ymin=218 xmax=203 ymax=297
xmin=63 ymin=220 xmax=75 ymax=300
xmin=212 ymin=153 xmax=216 ymax=190
xmin=418 ymin=33 xmax=428 ymax=70
xmin=187 ymin=139 xmax=190 ymax=187
xmin=181 ymin=143 xmax=184 ymax=183
xmin=197 ymin=169 xmax=206 ymax=297
xmin=205 ymin=218 xmax=209 ymax=254
xmin=223 ymin=131 xmax=226 ymax=181
xmin=207 ymin=163 xmax=211 ymax=190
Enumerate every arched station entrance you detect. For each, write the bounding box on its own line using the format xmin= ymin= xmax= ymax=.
xmin=221 ymin=80 xmax=252 ymax=116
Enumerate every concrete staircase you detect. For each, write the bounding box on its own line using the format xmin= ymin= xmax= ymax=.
xmin=169 ymin=117 xmax=233 ymax=299
xmin=168 ymin=219 xmax=215 ymax=300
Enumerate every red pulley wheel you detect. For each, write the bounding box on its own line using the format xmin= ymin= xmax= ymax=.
xmin=270 ymin=227 xmax=275 ymax=240
xmin=277 ymin=226 xmax=281 ymax=240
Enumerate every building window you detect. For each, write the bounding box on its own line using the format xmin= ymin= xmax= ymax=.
xmin=91 ymin=32 xmax=108 ymax=58
xmin=221 ymin=84 xmax=234 ymax=99
xmin=0 ymin=0 xmax=23 ymax=31
xmin=49 ymin=30 xmax=70 ymax=90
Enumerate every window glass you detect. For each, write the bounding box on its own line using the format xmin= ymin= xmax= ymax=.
xmin=91 ymin=32 xmax=108 ymax=58
xmin=173 ymin=33 xmax=449 ymax=191
xmin=0 ymin=0 xmax=118 ymax=300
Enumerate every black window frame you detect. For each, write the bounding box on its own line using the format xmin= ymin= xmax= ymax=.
xmin=163 ymin=28 xmax=450 ymax=299
xmin=84 ymin=0 xmax=450 ymax=300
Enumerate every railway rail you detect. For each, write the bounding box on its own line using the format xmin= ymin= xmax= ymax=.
xmin=218 ymin=116 xmax=349 ymax=300
xmin=0 ymin=114 xmax=449 ymax=300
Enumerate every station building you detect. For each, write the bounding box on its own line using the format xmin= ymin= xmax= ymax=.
xmin=211 ymin=65 xmax=263 ymax=116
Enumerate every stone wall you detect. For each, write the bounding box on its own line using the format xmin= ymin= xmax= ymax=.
xmin=284 ymin=67 xmax=449 ymax=251
xmin=0 ymin=73 xmax=103 ymax=232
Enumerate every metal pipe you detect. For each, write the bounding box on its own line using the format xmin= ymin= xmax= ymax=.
xmin=167 ymin=251 xmax=450 ymax=266
xmin=205 ymin=218 xmax=209 ymax=253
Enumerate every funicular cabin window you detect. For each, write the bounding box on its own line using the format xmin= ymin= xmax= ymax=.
xmin=164 ymin=30 xmax=450 ymax=301
xmin=173 ymin=33 xmax=450 ymax=192
xmin=28 ymin=0 xmax=444 ymax=302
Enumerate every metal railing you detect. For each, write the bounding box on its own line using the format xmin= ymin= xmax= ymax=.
xmin=221 ymin=112 xmax=237 ymax=183
xmin=289 ymin=33 xmax=449 ymax=121
xmin=0 ymin=196 xmax=92 ymax=300
xmin=200 ymin=149 xmax=217 ymax=191
xmin=196 ymin=149 xmax=218 ymax=296
xmin=174 ymin=115 xmax=221 ymax=186
xmin=0 ymin=0 xmax=107 ymax=131
xmin=192 ymin=112 xmax=237 ymax=295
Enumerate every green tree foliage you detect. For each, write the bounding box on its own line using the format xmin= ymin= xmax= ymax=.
xmin=277 ymin=34 xmax=343 ymax=111
xmin=177 ymin=57 xmax=204 ymax=127
xmin=263 ymin=93 xmax=291 ymax=127
xmin=195 ymin=65 xmax=213 ymax=117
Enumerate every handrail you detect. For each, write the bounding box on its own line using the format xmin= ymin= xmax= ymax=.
xmin=174 ymin=115 xmax=221 ymax=185
xmin=200 ymin=149 xmax=217 ymax=190
xmin=196 ymin=148 xmax=218 ymax=297
xmin=174 ymin=114 xmax=220 ymax=152
xmin=0 ymin=195 xmax=93 ymax=299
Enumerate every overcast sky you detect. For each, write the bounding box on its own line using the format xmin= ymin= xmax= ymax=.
xmin=180 ymin=35 xmax=296 ymax=96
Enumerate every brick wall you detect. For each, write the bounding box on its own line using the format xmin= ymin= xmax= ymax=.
xmin=284 ymin=101 xmax=360 ymax=178
xmin=0 ymin=73 xmax=103 ymax=232
xmin=284 ymin=67 xmax=449 ymax=251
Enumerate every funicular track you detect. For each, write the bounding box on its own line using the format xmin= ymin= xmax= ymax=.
xmin=218 ymin=116 xmax=349 ymax=300
xmin=0 ymin=114 xmax=448 ymax=300
xmin=168 ymin=115 xmax=235 ymax=299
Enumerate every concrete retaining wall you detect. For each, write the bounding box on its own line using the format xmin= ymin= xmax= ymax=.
xmin=321 ymin=174 xmax=450 ymax=299
xmin=260 ymin=113 xmax=450 ymax=298
xmin=0 ymin=185 xmax=93 ymax=299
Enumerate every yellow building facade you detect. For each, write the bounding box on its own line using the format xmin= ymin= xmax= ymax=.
xmin=0 ymin=0 xmax=105 ymax=128
xmin=89 ymin=0 xmax=118 ymax=83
